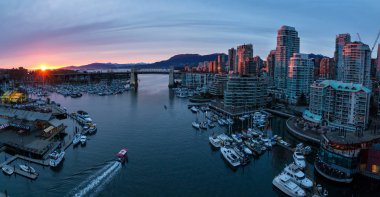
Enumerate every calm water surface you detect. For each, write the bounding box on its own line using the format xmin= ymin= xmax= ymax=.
xmin=1 ymin=75 xmax=379 ymax=197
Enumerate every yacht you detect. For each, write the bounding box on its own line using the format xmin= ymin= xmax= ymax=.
xmin=88 ymin=124 xmax=97 ymax=134
xmin=283 ymin=163 xmax=313 ymax=189
xmin=199 ymin=122 xmax=208 ymax=130
xmin=77 ymin=110 xmax=92 ymax=123
xmin=73 ymin=133 xmax=81 ymax=146
xmin=220 ymin=147 xmax=241 ymax=167
xmin=209 ymin=135 xmax=222 ymax=148
xmin=272 ymin=173 xmax=306 ymax=197
xmin=19 ymin=164 xmax=36 ymax=174
xmin=2 ymin=165 xmax=14 ymax=175
xmin=80 ymin=135 xmax=87 ymax=145
xmin=293 ymin=151 xmax=306 ymax=169
xmin=231 ymin=134 xmax=243 ymax=143
xmin=242 ymin=145 xmax=253 ymax=155
xmin=217 ymin=134 xmax=233 ymax=146
xmin=190 ymin=106 xmax=199 ymax=113
xmin=49 ymin=150 xmax=65 ymax=167
xmin=192 ymin=121 xmax=200 ymax=129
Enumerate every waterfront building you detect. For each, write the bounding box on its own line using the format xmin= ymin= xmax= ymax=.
xmin=335 ymin=33 xmax=351 ymax=81
xmin=224 ymin=76 xmax=266 ymax=109
xmin=304 ymin=80 xmax=370 ymax=131
xmin=274 ymin=25 xmax=300 ymax=89
xmin=266 ymin=50 xmax=276 ymax=87
xmin=228 ymin=48 xmax=237 ymax=73
xmin=1 ymin=90 xmax=28 ymax=103
xmin=286 ymin=53 xmax=314 ymax=104
xmin=319 ymin=57 xmax=335 ymax=80
xmin=343 ymin=41 xmax=372 ymax=90
xmin=315 ymin=132 xmax=380 ymax=183
xmin=237 ymin=44 xmax=253 ymax=76
xmin=209 ymin=74 xmax=228 ymax=97
xmin=182 ymin=73 xmax=214 ymax=89
xmin=377 ymin=44 xmax=380 ymax=79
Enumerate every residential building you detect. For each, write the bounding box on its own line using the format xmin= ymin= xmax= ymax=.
xmin=335 ymin=33 xmax=351 ymax=81
xmin=266 ymin=50 xmax=276 ymax=87
xmin=274 ymin=25 xmax=300 ymax=89
xmin=217 ymin=54 xmax=227 ymax=73
xmin=237 ymin=44 xmax=253 ymax=76
xmin=319 ymin=57 xmax=335 ymax=80
xmin=209 ymin=74 xmax=228 ymax=97
xmin=224 ymin=76 xmax=266 ymax=109
xmin=286 ymin=53 xmax=314 ymax=104
xmin=304 ymin=80 xmax=370 ymax=131
xmin=342 ymin=41 xmax=371 ymax=89
xmin=228 ymin=48 xmax=236 ymax=73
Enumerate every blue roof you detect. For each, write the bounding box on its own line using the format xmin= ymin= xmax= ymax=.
xmin=303 ymin=110 xmax=322 ymax=123
xmin=317 ymin=80 xmax=370 ymax=93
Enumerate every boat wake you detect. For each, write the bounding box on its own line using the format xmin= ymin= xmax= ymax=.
xmin=67 ymin=161 xmax=121 ymax=197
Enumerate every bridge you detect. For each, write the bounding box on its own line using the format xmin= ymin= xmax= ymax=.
xmin=48 ymin=68 xmax=181 ymax=88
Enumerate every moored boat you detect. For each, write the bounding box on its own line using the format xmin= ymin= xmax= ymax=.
xmin=73 ymin=133 xmax=81 ymax=145
xmin=192 ymin=121 xmax=200 ymax=129
xmin=283 ymin=163 xmax=313 ymax=189
xmin=272 ymin=173 xmax=306 ymax=197
xmin=220 ymin=147 xmax=241 ymax=167
xmin=209 ymin=135 xmax=222 ymax=148
xmin=49 ymin=150 xmax=65 ymax=167
xmin=293 ymin=151 xmax=306 ymax=169
xmin=2 ymin=165 xmax=14 ymax=175
xmin=19 ymin=164 xmax=36 ymax=174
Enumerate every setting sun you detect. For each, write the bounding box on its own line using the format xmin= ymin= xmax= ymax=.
xmin=39 ymin=64 xmax=48 ymax=71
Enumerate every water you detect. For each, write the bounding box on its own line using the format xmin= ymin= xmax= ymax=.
xmin=0 ymin=74 xmax=379 ymax=197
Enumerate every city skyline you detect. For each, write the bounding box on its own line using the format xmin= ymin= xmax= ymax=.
xmin=0 ymin=0 xmax=379 ymax=69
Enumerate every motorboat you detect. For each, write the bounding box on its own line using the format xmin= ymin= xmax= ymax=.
xmin=272 ymin=173 xmax=306 ymax=197
xmin=293 ymin=151 xmax=306 ymax=169
xmin=226 ymin=118 xmax=234 ymax=125
xmin=208 ymin=121 xmax=216 ymax=128
xmin=242 ymin=145 xmax=253 ymax=155
xmin=88 ymin=124 xmax=97 ymax=134
xmin=80 ymin=135 xmax=87 ymax=145
xmin=199 ymin=122 xmax=208 ymax=130
xmin=19 ymin=164 xmax=36 ymax=174
xmin=296 ymin=143 xmax=312 ymax=155
xmin=192 ymin=121 xmax=200 ymax=129
xmin=77 ymin=110 xmax=92 ymax=123
xmin=217 ymin=134 xmax=233 ymax=146
xmin=49 ymin=150 xmax=65 ymax=167
xmin=220 ymin=147 xmax=241 ymax=167
xmin=209 ymin=135 xmax=222 ymax=148
xmin=116 ymin=148 xmax=128 ymax=163
xmin=190 ymin=106 xmax=199 ymax=113
xmin=2 ymin=165 xmax=14 ymax=175
xmin=73 ymin=133 xmax=81 ymax=145
xmin=283 ymin=163 xmax=313 ymax=189
xmin=217 ymin=119 xmax=225 ymax=126
xmin=279 ymin=140 xmax=291 ymax=147
xmin=231 ymin=134 xmax=243 ymax=143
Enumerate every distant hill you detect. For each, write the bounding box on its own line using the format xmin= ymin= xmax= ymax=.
xmin=60 ymin=53 xmax=224 ymax=70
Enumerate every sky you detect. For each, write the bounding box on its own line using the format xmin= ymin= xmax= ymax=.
xmin=0 ymin=0 xmax=379 ymax=69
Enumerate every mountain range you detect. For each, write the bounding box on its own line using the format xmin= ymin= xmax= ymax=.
xmin=61 ymin=53 xmax=224 ymax=70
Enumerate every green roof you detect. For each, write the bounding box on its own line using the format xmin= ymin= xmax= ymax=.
xmin=317 ymin=80 xmax=370 ymax=93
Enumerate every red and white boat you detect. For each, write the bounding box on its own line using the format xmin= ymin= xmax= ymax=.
xmin=116 ymin=148 xmax=128 ymax=163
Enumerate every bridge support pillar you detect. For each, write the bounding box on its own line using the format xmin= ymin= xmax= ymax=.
xmin=130 ymin=68 xmax=138 ymax=89
xmin=168 ymin=66 xmax=175 ymax=88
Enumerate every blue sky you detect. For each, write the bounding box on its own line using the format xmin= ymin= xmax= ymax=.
xmin=0 ymin=0 xmax=379 ymax=68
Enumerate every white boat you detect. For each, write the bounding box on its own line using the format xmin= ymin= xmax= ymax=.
xmin=231 ymin=134 xmax=243 ymax=143
xmin=2 ymin=165 xmax=14 ymax=175
xmin=73 ymin=133 xmax=81 ymax=145
xmin=209 ymin=136 xmax=222 ymax=148
xmin=226 ymin=118 xmax=234 ymax=125
xmin=293 ymin=151 xmax=306 ymax=169
xmin=19 ymin=164 xmax=36 ymax=174
xmin=242 ymin=145 xmax=253 ymax=155
xmin=217 ymin=134 xmax=233 ymax=145
xmin=217 ymin=119 xmax=225 ymax=126
xmin=283 ymin=163 xmax=313 ymax=189
xmin=272 ymin=173 xmax=306 ymax=197
xmin=192 ymin=121 xmax=200 ymax=129
xmin=49 ymin=150 xmax=65 ymax=167
xmin=88 ymin=124 xmax=97 ymax=134
xmin=220 ymin=147 xmax=241 ymax=167
xmin=80 ymin=135 xmax=87 ymax=144
xmin=77 ymin=110 xmax=92 ymax=123
xmin=190 ymin=106 xmax=199 ymax=113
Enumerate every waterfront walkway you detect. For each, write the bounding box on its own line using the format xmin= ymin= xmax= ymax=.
xmin=286 ymin=117 xmax=322 ymax=144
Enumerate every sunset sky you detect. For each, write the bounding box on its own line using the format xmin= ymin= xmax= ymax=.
xmin=0 ymin=0 xmax=379 ymax=69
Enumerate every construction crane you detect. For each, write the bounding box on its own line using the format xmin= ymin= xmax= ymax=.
xmin=357 ymin=33 xmax=362 ymax=42
xmin=370 ymin=30 xmax=380 ymax=52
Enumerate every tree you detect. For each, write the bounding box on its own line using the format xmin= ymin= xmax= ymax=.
xmin=296 ymin=93 xmax=307 ymax=106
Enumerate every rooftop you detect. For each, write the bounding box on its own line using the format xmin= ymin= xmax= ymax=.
xmin=314 ymin=80 xmax=371 ymax=93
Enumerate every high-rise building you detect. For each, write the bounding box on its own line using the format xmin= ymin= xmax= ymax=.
xmin=342 ymin=41 xmax=371 ymax=89
xmin=334 ymin=33 xmax=351 ymax=81
xmin=237 ymin=44 xmax=253 ymax=76
xmin=377 ymin=44 xmax=380 ymax=79
xmin=228 ymin=48 xmax=236 ymax=73
xmin=286 ymin=53 xmax=314 ymax=104
xmin=319 ymin=57 xmax=335 ymax=80
xmin=266 ymin=50 xmax=276 ymax=87
xmin=274 ymin=25 xmax=300 ymax=90
xmin=217 ymin=54 xmax=227 ymax=73
xmin=209 ymin=74 xmax=228 ymax=97
xmin=304 ymin=80 xmax=370 ymax=131
xmin=224 ymin=76 xmax=266 ymax=109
